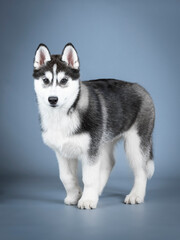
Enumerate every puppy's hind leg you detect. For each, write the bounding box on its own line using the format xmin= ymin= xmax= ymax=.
xmin=124 ymin=127 xmax=152 ymax=204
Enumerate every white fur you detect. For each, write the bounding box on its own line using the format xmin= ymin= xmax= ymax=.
xmin=98 ymin=143 xmax=115 ymax=195
xmin=52 ymin=64 xmax=57 ymax=86
xmin=78 ymin=83 xmax=89 ymax=110
xmin=123 ymin=125 xmax=147 ymax=204
xmin=57 ymin=71 xmax=66 ymax=83
xmin=45 ymin=71 xmax=52 ymax=81
xmin=146 ymin=160 xmax=155 ymax=179
xmin=78 ymin=155 xmax=101 ymax=209
xmin=78 ymin=143 xmax=114 ymax=209
xmin=56 ymin=151 xmax=82 ymax=205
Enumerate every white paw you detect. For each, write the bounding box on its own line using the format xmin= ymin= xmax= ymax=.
xmin=64 ymin=196 xmax=78 ymax=205
xmin=124 ymin=192 xmax=144 ymax=205
xmin=77 ymin=198 xmax=98 ymax=210
xmin=64 ymin=192 xmax=82 ymax=205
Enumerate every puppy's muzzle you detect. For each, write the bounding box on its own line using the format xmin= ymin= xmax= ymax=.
xmin=48 ymin=96 xmax=58 ymax=107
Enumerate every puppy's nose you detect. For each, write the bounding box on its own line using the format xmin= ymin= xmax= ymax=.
xmin=48 ymin=96 xmax=58 ymax=105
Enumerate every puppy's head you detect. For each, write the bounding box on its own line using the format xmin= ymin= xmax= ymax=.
xmin=33 ymin=43 xmax=80 ymax=110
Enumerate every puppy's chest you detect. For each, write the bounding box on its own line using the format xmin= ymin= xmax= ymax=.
xmin=43 ymin=128 xmax=67 ymax=150
xmin=42 ymin=113 xmax=77 ymax=149
xmin=41 ymin=112 xmax=90 ymax=158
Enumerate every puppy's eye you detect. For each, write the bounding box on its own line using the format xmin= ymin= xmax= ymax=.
xmin=60 ymin=78 xmax=68 ymax=85
xmin=43 ymin=78 xmax=50 ymax=85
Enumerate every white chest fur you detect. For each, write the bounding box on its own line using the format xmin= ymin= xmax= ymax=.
xmin=40 ymin=106 xmax=90 ymax=159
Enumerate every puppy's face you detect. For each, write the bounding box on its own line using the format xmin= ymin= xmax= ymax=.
xmin=33 ymin=43 xmax=80 ymax=109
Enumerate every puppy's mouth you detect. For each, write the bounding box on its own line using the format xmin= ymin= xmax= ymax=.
xmin=49 ymin=104 xmax=58 ymax=108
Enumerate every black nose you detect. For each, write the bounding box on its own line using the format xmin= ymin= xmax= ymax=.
xmin=48 ymin=96 xmax=58 ymax=105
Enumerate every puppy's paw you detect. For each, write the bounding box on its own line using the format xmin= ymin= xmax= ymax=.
xmin=124 ymin=192 xmax=144 ymax=205
xmin=77 ymin=198 xmax=98 ymax=210
xmin=64 ymin=196 xmax=78 ymax=205
xmin=64 ymin=191 xmax=82 ymax=205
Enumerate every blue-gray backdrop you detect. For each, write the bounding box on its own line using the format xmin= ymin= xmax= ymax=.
xmin=1 ymin=0 xmax=180 ymax=179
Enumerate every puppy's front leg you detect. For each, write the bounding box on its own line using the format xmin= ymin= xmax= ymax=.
xmin=78 ymin=156 xmax=100 ymax=209
xmin=56 ymin=151 xmax=82 ymax=205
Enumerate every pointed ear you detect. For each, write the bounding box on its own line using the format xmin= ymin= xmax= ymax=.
xmin=34 ymin=44 xmax=51 ymax=69
xmin=61 ymin=43 xmax=79 ymax=69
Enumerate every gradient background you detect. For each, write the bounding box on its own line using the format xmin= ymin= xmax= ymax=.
xmin=0 ymin=0 xmax=180 ymax=240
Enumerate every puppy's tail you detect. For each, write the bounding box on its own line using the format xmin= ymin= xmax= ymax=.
xmin=146 ymin=160 xmax=155 ymax=179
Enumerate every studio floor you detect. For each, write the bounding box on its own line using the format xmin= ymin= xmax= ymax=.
xmin=0 ymin=176 xmax=180 ymax=240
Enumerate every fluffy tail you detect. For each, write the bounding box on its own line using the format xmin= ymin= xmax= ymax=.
xmin=146 ymin=160 xmax=155 ymax=179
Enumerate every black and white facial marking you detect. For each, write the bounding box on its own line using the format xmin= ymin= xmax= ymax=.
xmin=33 ymin=43 xmax=80 ymax=110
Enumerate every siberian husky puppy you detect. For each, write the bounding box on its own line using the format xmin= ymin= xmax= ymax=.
xmin=33 ymin=43 xmax=155 ymax=209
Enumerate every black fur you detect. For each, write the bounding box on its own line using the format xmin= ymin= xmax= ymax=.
xmin=84 ymin=79 xmax=142 ymax=136
xmin=75 ymin=79 xmax=154 ymax=158
xmin=76 ymin=85 xmax=103 ymax=157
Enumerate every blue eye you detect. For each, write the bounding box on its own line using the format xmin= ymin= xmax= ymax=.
xmin=43 ymin=78 xmax=50 ymax=85
xmin=60 ymin=78 xmax=68 ymax=85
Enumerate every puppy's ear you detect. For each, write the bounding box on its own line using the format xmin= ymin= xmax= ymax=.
xmin=34 ymin=44 xmax=51 ymax=69
xmin=61 ymin=43 xmax=79 ymax=69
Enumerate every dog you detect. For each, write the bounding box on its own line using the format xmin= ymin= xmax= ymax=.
xmin=33 ymin=43 xmax=155 ymax=209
